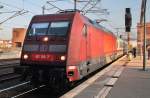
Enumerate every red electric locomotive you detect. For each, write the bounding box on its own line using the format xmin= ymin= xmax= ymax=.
xmin=20 ymin=11 xmax=123 ymax=87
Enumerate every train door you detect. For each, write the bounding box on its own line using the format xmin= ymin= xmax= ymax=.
xmin=85 ymin=25 xmax=90 ymax=73
xmin=82 ymin=25 xmax=88 ymax=60
xmin=85 ymin=25 xmax=91 ymax=74
xmin=79 ymin=24 xmax=89 ymax=76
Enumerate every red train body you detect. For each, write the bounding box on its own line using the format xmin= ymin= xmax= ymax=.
xmin=20 ymin=11 xmax=123 ymax=86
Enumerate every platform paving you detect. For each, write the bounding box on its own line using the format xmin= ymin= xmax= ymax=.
xmin=61 ymin=56 xmax=150 ymax=98
xmin=106 ymin=57 xmax=150 ymax=98
xmin=73 ymin=56 xmax=127 ymax=98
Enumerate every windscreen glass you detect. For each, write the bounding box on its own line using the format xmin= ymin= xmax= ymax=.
xmin=28 ymin=23 xmax=49 ymax=36
xmin=48 ymin=21 xmax=69 ymax=36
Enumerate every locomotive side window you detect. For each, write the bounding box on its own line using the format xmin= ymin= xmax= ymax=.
xmin=82 ymin=25 xmax=87 ymax=37
xmin=48 ymin=21 xmax=69 ymax=36
xmin=28 ymin=23 xmax=49 ymax=36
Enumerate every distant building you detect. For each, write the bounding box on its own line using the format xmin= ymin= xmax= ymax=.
xmin=12 ymin=28 xmax=27 ymax=47
xmin=137 ymin=22 xmax=150 ymax=56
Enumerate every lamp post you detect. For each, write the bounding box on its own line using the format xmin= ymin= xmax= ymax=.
xmin=143 ymin=0 xmax=147 ymax=71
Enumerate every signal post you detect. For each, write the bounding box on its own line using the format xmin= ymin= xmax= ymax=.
xmin=125 ymin=8 xmax=132 ymax=60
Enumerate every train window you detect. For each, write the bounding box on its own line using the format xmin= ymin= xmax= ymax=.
xmin=82 ymin=25 xmax=87 ymax=37
xmin=28 ymin=23 xmax=49 ymax=36
xmin=48 ymin=21 xmax=69 ymax=36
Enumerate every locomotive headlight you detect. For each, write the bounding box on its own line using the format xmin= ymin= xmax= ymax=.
xmin=60 ymin=56 xmax=66 ymax=61
xmin=43 ymin=37 xmax=48 ymax=42
xmin=23 ymin=54 xmax=28 ymax=59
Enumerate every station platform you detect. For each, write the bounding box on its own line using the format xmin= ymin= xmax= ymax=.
xmin=106 ymin=57 xmax=150 ymax=98
xmin=61 ymin=56 xmax=150 ymax=98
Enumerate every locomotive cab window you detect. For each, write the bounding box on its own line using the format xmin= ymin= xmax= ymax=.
xmin=48 ymin=21 xmax=69 ymax=36
xmin=28 ymin=23 xmax=49 ymax=36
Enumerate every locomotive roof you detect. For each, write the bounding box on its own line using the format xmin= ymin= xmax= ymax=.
xmin=33 ymin=11 xmax=75 ymax=17
xmin=31 ymin=11 xmax=116 ymax=38
xmin=31 ymin=12 xmax=75 ymax=22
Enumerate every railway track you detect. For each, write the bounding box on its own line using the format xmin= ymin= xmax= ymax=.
xmin=0 ymin=59 xmax=21 ymax=82
xmin=0 ymin=59 xmax=77 ymax=97
xmin=0 ymin=56 xmax=125 ymax=98
xmin=0 ymin=73 xmax=21 ymax=83
xmin=0 ymin=58 xmax=19 ymax=63
xmin=0 ymin=58 xmax=19 ymax=64
xmin=0 ymin=80 xmax=61 ymax=98
xmin=0 ymin=59 xmax=45 ymax=98
xmin=0 ymin=81 xmax=31 ymax=98
xmin=3 ymin=84 xmax=65 ymax=98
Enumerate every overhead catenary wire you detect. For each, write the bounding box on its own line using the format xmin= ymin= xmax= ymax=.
xmin=81 ymin=0 xmax=92 ymax=11
xmin=1 ymin=24 xmax=28 ymax=28
xmin=0 ymin=11 xmax=19 ymax=14
xmin=25 ymin=0 xmax=43 ymax=8
xmin=46 ymin=1 xmax=64 ymax=12
xmin=0 ymin=1 xmax=36 ymax=14
xmin=0 ymin=10 xmax=28 ymax=25
xmin=0 ymin=0 xmax=109 ymax=28
xmin=0 ymin=1 xmax=42 ymax=25
xmin=47 ymin=0 xmax=64 ymax=2
xmin=83 ymin=0 xmax=102 ymax=15
xmin=23 ymin=0 xmax=46 ymax=14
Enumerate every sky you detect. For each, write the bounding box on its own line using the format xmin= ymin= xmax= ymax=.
xmin=0 ymin=0 xmax=150 ymax=40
